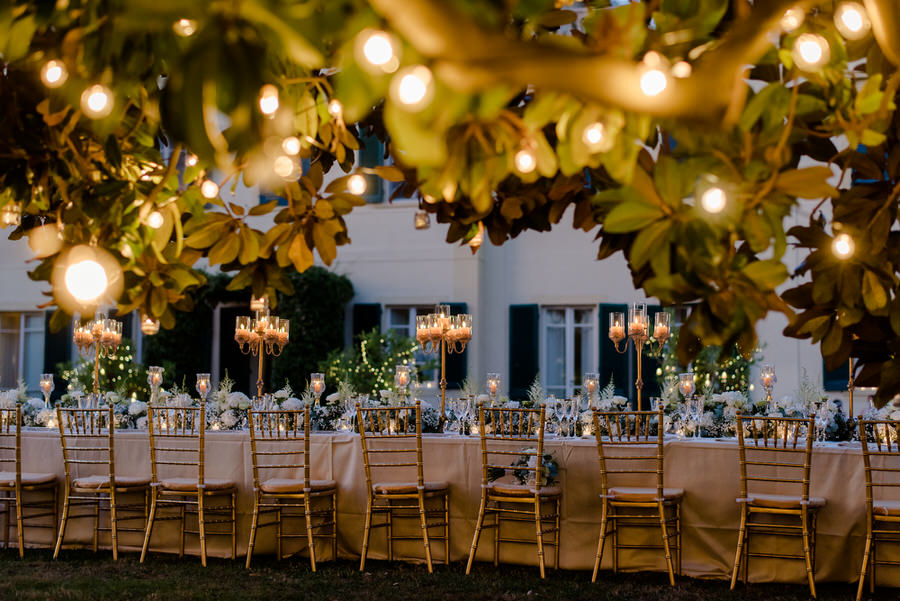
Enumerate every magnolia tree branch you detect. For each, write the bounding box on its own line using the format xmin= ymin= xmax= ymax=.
xmin=368 ymin=0 xmax=808 ymax=121
xmin=864 ymin=0 xmax=900 ymax=66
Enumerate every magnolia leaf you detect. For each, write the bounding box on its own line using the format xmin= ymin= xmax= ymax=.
xmin=238 ymin=225 xmax=259 ymax=265
xmin=863 ymin=270 xmax=888 ymax=311
xmin=208 ymin=233 xmax=241 ymax=265
xmin=630 ymin=220 xmax=670 ymax=270
xmin=288 ymin=232 xmax=314 ymax=272
xmin=371 ymin=165 xmax=406 ymax=182
xmin=603 ymin=195 xmax=664 ymax=233
xmin=248 ymin=200 xmax=278 ymax=216
xmin=774 ymin=167 xmax=837 ymax=199
xmin=742 ymin=260 xmax=788 ymax=289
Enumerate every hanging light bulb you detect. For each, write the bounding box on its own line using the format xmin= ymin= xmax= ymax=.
xmin=273 ymin=155 xmax=295 ymax=178
xmin=1 ymin=202 xmax=22 ymax=228
xmin=671 ymin=61 xmax=692 ymax=79
xmin=80 ymin=84 xmax=114 ymax=119
xmin=200 ymin=180 xmax=219 ymax=199
xmin=582 ymin=122 xmax=613 ymax=153
xmin=145 ymin=210 xmax=164 ymax=229
xmin=832 ymin=232 xmax=855 ymax=258
xmin=358 ymin=30 xmax=398 ymax=72
xmin=792 ymin=34 xmax=831 ymax=71
xmin=41 ymin=60 xmax=68 ymax=88
xmin=347 ymin=174 xmax=368 ymax=195
xmin=700 ymin=187 xmax=727 ymax=213
xmin=184 ymin=153 xmax=198 ymax=167
xmin=258 ymin=84 xmax=279 ymax=116
xmin=780 ymin=7 xmax=805 ymax=32
xmin=834 ymin=2 xmax=870 ymax=40
xmin=327 ymin=99 xmax=343 ymax=118
xmin=639 ymin=53 xmax=669 ymax=97
xmin=390 ymin=65 xmax=434 ymax=110
xmin=173 ymin=18 xmax=197 ymax=37
xmin=65 ymin=258 xmax=108 ymax=303
xmin=514 ymin=147 xmax=537 ymax=174
xmin=281 ymin=136 xmax=301 ymax=156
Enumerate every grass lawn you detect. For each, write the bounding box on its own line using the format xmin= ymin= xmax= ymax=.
xmin=0 ymin=549 xmax=892 ymax=600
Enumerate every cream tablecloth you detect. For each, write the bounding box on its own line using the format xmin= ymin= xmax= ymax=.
xmin=18 ymin=430 xmax=878 ymax=584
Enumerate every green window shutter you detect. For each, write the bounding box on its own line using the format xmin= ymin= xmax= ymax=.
xmin=43 ymin=311 xmax=71 ymax=403
xmin=358 ymin=134 xmax=384 ymax=204
xmin=598 ymin=303 xmax=629 ymax=398
xmin=443 ymin=302 xmax=468 ymax=389
xmin=352 ymin=303 xmax=382 ymax=339
xmin=509 ymin=304 xmax=539 ymax=400
xmin=823 ymin=359 xmax=850 ymax=391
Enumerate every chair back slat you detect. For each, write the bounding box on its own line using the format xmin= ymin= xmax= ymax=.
xmin=0 ymin=407 xmax=22 ymax=478
xmin=57 ymin=407 xmax=115 ymax=486
xmin=247 ymin=407 xmax=311 ymax=491
xmin=477 ymin=406 xmax=547 ymax=492
xmin=735 ymin=412 xmax=814 ymax=501
xmin=858 ymin=419 xmax=900 ymax=515
xmin=147 ymin=404 xmax=205 ymax=485
xmin=592 ymin=408 xmax=664 ymax=496
xmin=357 ymin=402 xmax=423 ymax=491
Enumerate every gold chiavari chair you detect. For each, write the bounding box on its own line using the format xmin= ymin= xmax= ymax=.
xmin=856 ymin=418 xmax=900 ymax=601
xmin=731 ymin=413 xmax=822 ymax=598
xmin=591 ymin=407 xmax=682 ymax=585
xmin=140 ymin=404 xmax=237 ymax=566
xmin=54 ymin=406 xmax=150 ymax=560
xmin=466 ymin=405 xmax=561 ymax=579
xmin=246 ymin=407 xmax=337 ymax=570
xmin=357 ymin=400 xmax=449 ymax=573
xmin=0 ymin=406 xmax=57 ymax=556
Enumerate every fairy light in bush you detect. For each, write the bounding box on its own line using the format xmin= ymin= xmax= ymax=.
xmin=347 ymin=174 xmax=368 ymax=195
xmin=792 ymin=34 xmax=830 ymax=71
xmin=832 ymin=232 xmax=855 ymax=259
xmin=639 ymin=52 xmax=668 ymax=97
xmin=200 ymin=179 xmax=219 ymax=199
xmin=258 ymin=85 xmax=279 ymax=116
xmin=327 ymin=99 xmax=343 ymax=118
xmin=834 ymin=2 xmax=870 ymax=40
xmin=41 ymin=60 xmax=67 ymax=88
xmin=173 ymin=18 xmax=197 ymax=37
xmin=81 ymin=84 xmax=113 ymax=119
xmin=391 ymin=65 xmax=433 ymax=110
xmin=780 ymin=7 xmax=805 ymax=32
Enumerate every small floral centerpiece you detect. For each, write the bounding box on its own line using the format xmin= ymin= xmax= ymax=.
xmin=488 ymin=448 xmax=559 ymax=487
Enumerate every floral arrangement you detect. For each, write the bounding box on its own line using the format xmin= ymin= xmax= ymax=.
xmin=320 ymin=329 xmax=427 ymax=398
xmin=488 ymin=448 xmax=559 ymax=487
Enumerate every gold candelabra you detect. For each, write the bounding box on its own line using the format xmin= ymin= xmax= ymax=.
xmin=73 ymin=315 xmax=122 ymax=396
xmin=416 ymin=304 xmax=473 ymax=420
xmin=234 ymin=297 xmax=290 ymax=400
xmin=608 ymin=304 xmax=669 ymax=409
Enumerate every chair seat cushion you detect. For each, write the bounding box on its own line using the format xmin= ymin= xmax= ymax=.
xmin=744 ymin=493 xmax=825 ymax=509
xmin=259 ymin=478 xmax=336 ymax=494
xmin=0 ymin=471 xmax=56 ymax=488
xmin=160 ymin=477 xmax=235 ymax=492
xmin=608 ymin=486 xmax=684 ymax=503
xmin=873 ymin=499 xmax=900 ymax=516
xmin=73 ymin=475 xmax=150 ymax=490
xmin=373 ymin=480 xmax=448 ymax=495
xmin=489 ymin=482 xmax=561 ymax=498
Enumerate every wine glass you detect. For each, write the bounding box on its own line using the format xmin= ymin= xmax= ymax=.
xmin=691 ymin=398 xmax=704 ymax=438
xmin=814 ymin=402 xmax=830 ymax=443
xmin=39 ymin=374 xmax=54 ymax=409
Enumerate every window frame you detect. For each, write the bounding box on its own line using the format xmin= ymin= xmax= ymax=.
xmin=539 ymin=305 xmax=597 ymax=399
xmin=0 ymin=311 xmax=46 ymax=393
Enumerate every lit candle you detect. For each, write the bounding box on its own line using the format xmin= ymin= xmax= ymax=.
xmin=141 ymin=315 xmax=160 ymax=335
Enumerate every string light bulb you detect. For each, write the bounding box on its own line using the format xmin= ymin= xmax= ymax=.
xmin=273 ymin=155 xmax=295 ymax=178
xmin=700 ymin=186 xmax=727 ymax=213
xmin=672 ymin=61 xmax=692 ymax=79
xmin=200 ymin=180 xmax=219 ymax=199
xmin=65 ymin=259 xmax=108 ymax=303
xmin=834 ymin=2 xmax=870 ymax=40
xmin=780 ymin=7 xmax=805 ymax=32
xmin=145 ymin=211 xmax=164 ymax=229
xmin=792 ymin=34 xmax=830 ymax=71
xmin=391 ymin=65 xmax=434 ymax=110
xmin=41 ymin=60 xmax=68 ymax=88
xmin=184 ymin=153 xmax=198 ymax=167
xmin=514 ymin=147 xmax=537 ymax=174
xmin=281 ymin=136 xmax=301 ymax=156
xmin=832 ymin=232 xmax=855 ymax=258
xmin=582 ymin=122 xmax=613 ymax=153
xmin=258 ymin=84 xmax=279 ymax=116
xmin=80 ymin=84 xmax=114 ymax=119
xmin=357 ymin=30 xmax=399 ymax=72
xmin=639 ymin=53 xmax=668 ymax=97
xmin=347 ymin=174 xmax=368 ymax=195
xmin=173 ymin=18 xmax=197 ymax=37
xmin=327 ymin=99 xmax=343 ymax=118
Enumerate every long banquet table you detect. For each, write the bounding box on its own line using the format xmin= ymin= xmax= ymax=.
xmin=17 ymin=429 xmax=883 ymax=584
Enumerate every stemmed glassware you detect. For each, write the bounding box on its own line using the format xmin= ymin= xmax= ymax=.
xmin=761 ymin=364 xmax=777 ymax=413
xmin=690 ymin=398 xmax=704 ymax=438
xmin=678 ymin=373 xmax=695 ymax=438
xmin=196 ymin=373 xmax=211 ymax=404
xmin=395 ymin=365 xmax=410 ymax=403
xmin=147 ymin=366 xmax=163 ymax=404
xmin=310 ymin=373 xmax=325 ymax=404
xmin=39 ymin=374 xmax=54 ymax=409
xmin=583 ymin=372 xmax=599 ymax=409
xmin=814 ymin=401 xmax=830 ymax=443
xmin=486 ymin=373 xmax=501 ymax=406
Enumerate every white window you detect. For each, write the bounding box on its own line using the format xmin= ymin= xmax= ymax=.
xmin=541 ymin=307 xmax=595 ymax=399
xmin=0 ymin=312 xmax=45 ymax=393
xmin=385 ymin=306 xmax=438 ymax=384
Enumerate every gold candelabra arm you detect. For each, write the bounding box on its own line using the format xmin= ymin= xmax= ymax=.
xmin=611 ymin=337 xmax=628 ymax=354
xmin=634 ymin=339 xmax=644 ymax=410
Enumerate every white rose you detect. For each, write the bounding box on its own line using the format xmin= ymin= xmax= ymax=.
xmin=136 ymin=416 xmax=148 ymax=430
xmin=219 ymin=410 xmax=238 ymax=429
xmin=282 ymin=397 xmax=304 ymax=411
xmin=274 ymin=389 xmax=289 ymax=400
xmin=128 ymin=400 xmax=147 ymax=416
xmin=27 ymin=398 xmax=44 ymax=411
xmin=36 ymin=408 xmax=55 ymax=425
xmin=226 ymin=391 xmax=250 ymax=410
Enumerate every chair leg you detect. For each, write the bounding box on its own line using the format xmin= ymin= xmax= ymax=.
xmin=856 ymin=524 xmax=873 ymax=601
xmin=231 ymin=491 xmax=237 ymax=561
xmin=276 ymin=505 xmax=282 ymax=561
xmin=730 ymin=505 xmax=747 ymax=590
xmin=466 ymin=493 xmax=488 ymax=575
xmin=179 ymin=503 xmax=185 ymax=558
xmin=109 ymin=491 xmax=119 ymax=561
xmin=801 ymin=509 xmax=816 ymax=598
xmin=493 ymin=507 xmax=500 ymax=567
xmin=331 ymin=491 xmax=338 ymax=562
xmin=197 ymin=492 xmax=208 ymax=568
xmin=359 ymin=498 xmax=373 ymax=571
xmin=386 ymin=503 xmax=393 ymax=563
xmin=418 ymin=492 xmax=434 ymax=574
xmin=140 ymin=490 xmax=158 ymax=563
xmin=444 ymin=493 xmax=450 ymax=566
xmin=554 ymin=497 xmax=560 ymax=570
xmin=592 ymin=499 xmax=609 ymax=583
xmin=53 ymin=489 xmax=71 ymax=560
xmin=534 ymin=497 xmax=546 ymax=579
xmin=304 ymin=495 xmax=318 ymax=572
xmin=658 ymin=502 xmax=676 ymax=587
xmin=14 ymin=488 xmax=25 ymax=559
xmin=2 ymin=494 xmax=10 ymax=551
xmin=676 ymin=502 xmax=682 ymax=576
xmin=245 ymin=493 xmax=261 ymax=570
xmin=92 ymin=497 xmax=100 ymax=553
